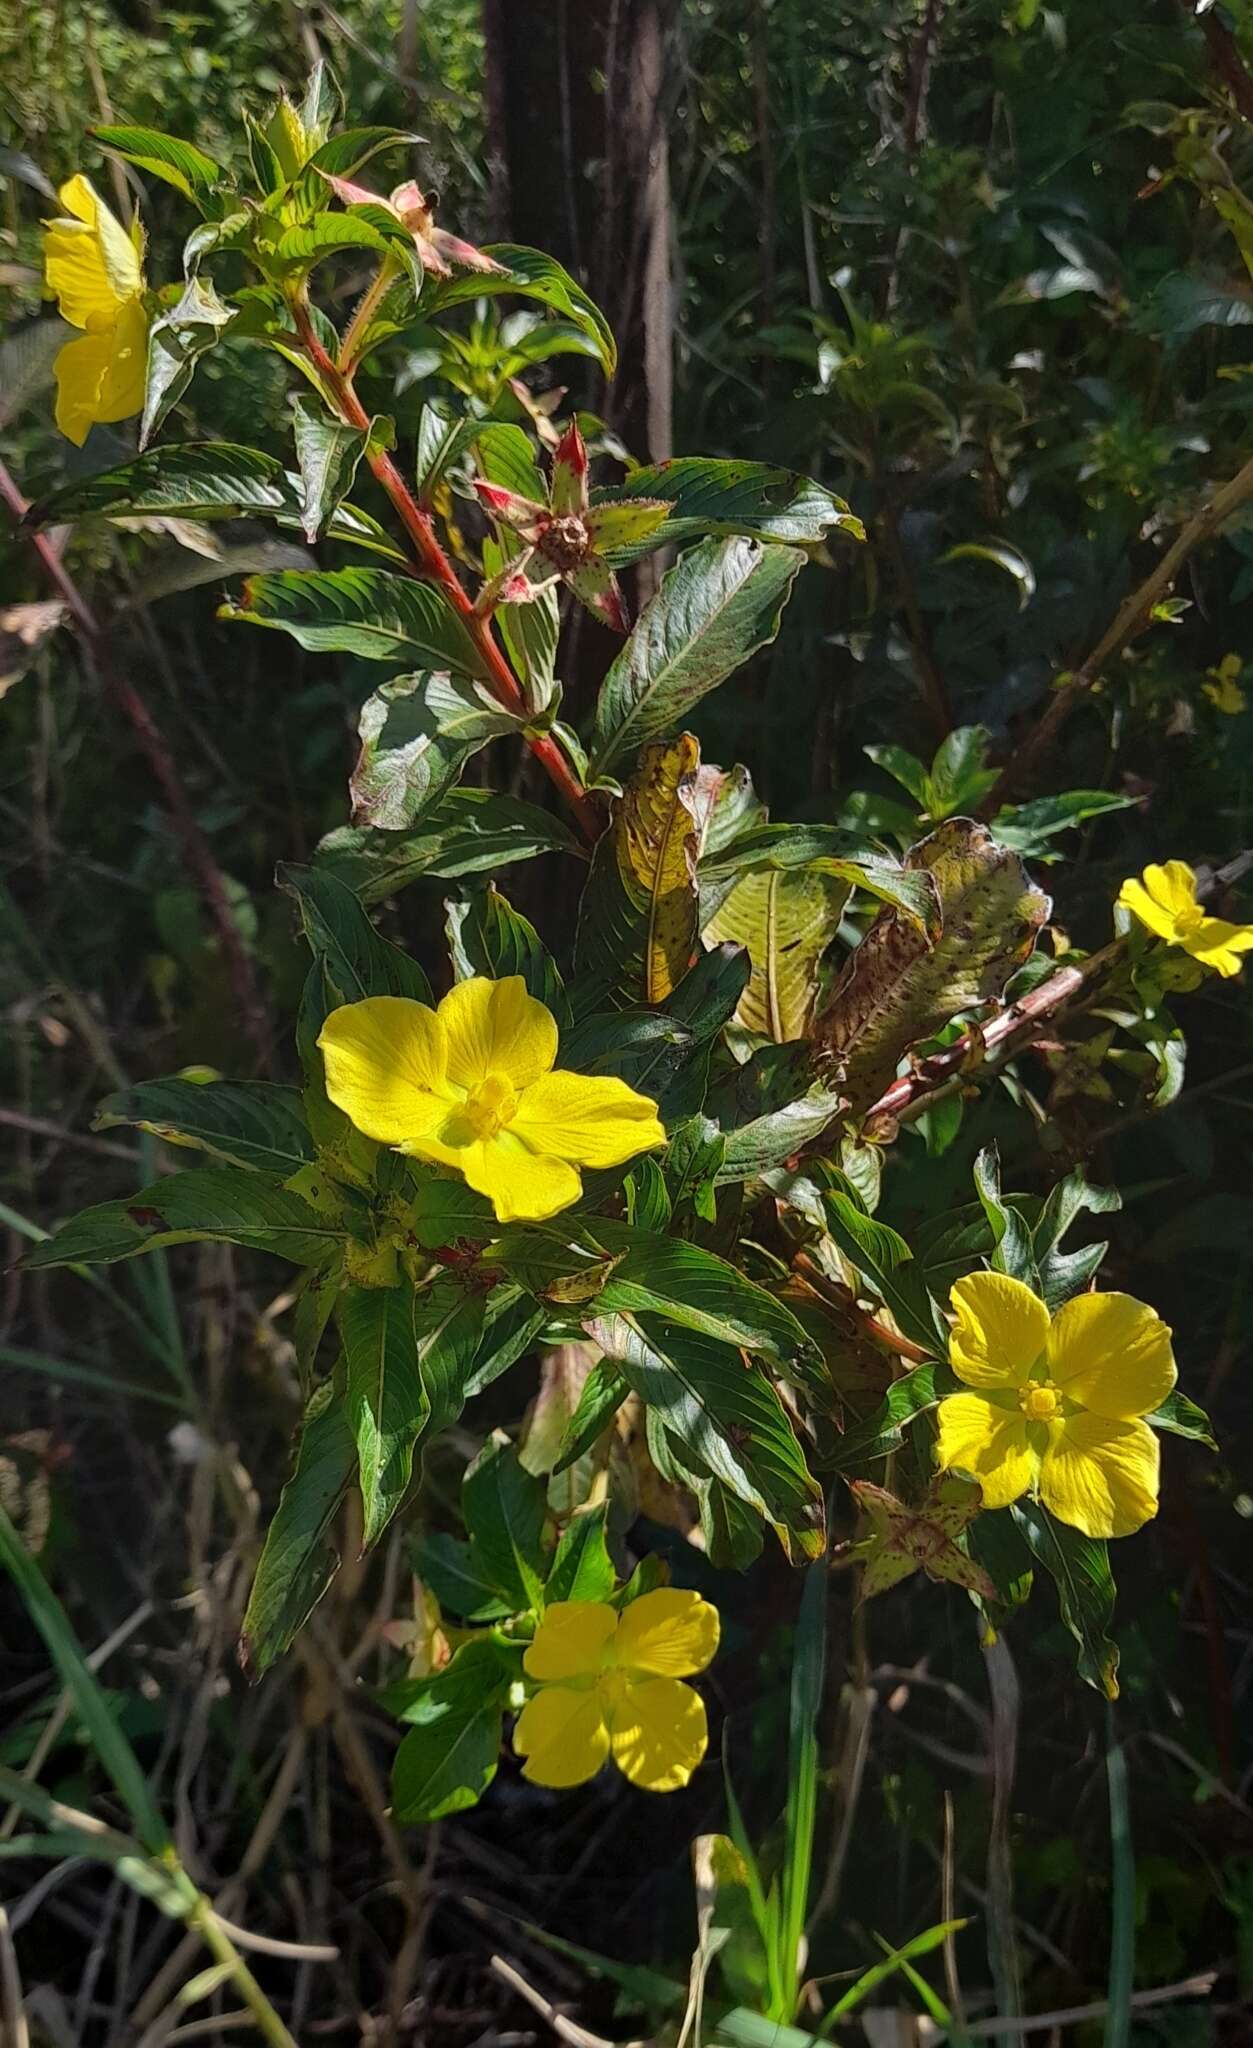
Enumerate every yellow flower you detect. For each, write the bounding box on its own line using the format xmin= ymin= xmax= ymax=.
xmin=1118 ymin=860 xmax=1253 ymax=979
xmin=318 ymin=976 xmax=666 ymax=1224
xmin=43 ymin=175 xmax=149 ymax=446
xmin=935 ymin=1273 xmax=1176 ymax=1539
xmin=513 ymin=1589 xmax=719 ymax=1792
xmin=1202 ymin=655 xmax=1246 ymax=715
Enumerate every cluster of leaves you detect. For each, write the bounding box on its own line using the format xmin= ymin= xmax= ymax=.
xmin=7 ymin=48 xmax=1229 ymax=1840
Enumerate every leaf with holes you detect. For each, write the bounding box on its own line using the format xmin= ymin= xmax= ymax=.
xmin=816 ymin=819 xmax=1050 ymax=1113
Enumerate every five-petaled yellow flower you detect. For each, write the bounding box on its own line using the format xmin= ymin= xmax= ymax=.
xmin=514 ymin=1589 xmax=719 ymax=1792
xmin=43 ymin=175 xmax=149 ymax=446
xmin=936 ymin=1272 xmax=1176 ymax=1540
xmin=1118 ymin=860 xmax=1253 ymax=980
xmin=319 ymin=976 xmax=666 ymax=1223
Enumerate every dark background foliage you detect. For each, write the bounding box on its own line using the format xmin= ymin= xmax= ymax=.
xmin=1 ymin=0 xmax=1251 ymax=2040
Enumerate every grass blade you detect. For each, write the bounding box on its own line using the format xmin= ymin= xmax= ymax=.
xmin=778 ymin=1561 xmax=828 ymax=2017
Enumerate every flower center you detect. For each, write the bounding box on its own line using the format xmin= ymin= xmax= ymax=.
xmin=1019 ymin=1377 xmax=1061 ymax=1421
xmin=461 ymin=1070 xmax=518 ymax=1141
xmin=1175 ymin=903 xmax=1205 ymax=939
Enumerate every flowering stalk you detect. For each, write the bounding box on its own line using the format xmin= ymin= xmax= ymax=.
xmin=288 ymin=295 xmax=603 ymax=844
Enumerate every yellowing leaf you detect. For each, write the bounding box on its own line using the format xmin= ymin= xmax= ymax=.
xmin=704 ymin=867 xmax=849 ymax=1041
xmin=575 ymin=734 xmax=703 ymax=1004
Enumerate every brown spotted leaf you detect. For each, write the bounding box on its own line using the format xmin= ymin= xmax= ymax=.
xmin=574 ymin=733 xmax=703 ymax=1004
xmin=815 ymin=818 xmax=1049 ymax=1111
xmin=834 ymin=1472 xmax=997 ymax=1601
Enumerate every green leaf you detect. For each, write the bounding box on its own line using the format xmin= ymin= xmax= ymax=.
xmin=0 ymin=1502 xmax=171 ymax=1851
xmin=462 ymin=1431 xmax=548 ymax=1607
xmin=716 ymin=1085 xmax=846 ymax=1183
xmin=318 ymin=789 xmax=582 ymax=902
xmin=291 ymin=398 xmax=374 ymax=543
xmin=829 ymin=1362 xmax=943 ymax=1468
xmin=665 ymin=1114 xmax=724 ymax=1220
xmin=575 ymin=734 xmax=703 ymax=1004
xmin=93 ymin=123 xmax=221 ymax=202
xmin=410 ymin=1531 xmax=511 ymax=1620
xmin=816 ymin=819 xmax=1051 ymax=1114
xmin=704 ymin=868 xmax=849 ymax=1041
xmin=220 ymin=566 xmax=489 ymax=677
xmin=390 ymin=1640 xmax=508 ymax=1820
xmin=415 ymin=402 xmax=483 ymax=500
xmin=347 ymin=673 xmax=471 ymax=831
xmin=473 ymin=420 xmax=547 ymax=499
xmin=445 ymin=883 xmax=564 ymax=1012
xmin=28 ymin=443 xmax=292 ymax=525
xmin=591 ymin=458 xmax=863 ymax=559
xmin=272 ymin=209 xmax=398 ymax=272
xmin=1147 ymin=1388 xmax=1217 ymax=1450
xmin=94 ymin=1079 xmax=313 ymax=1175
xmin=972 ymin=1144 xmax=1037 ymax=1287
xmin=822 ymin=1193 xmax=947 ymax=1354
xmin=279 ymin=861 xmax=432 ymax=1005
xmin=22 ymin=1167 xmax=340 ymax=1271
xmin=546 ymin=1503 xmax=616 ymax=1603
xmin=923 ymin=724 xmax=1000 ymax=818
xmin=588 ymin=538 xmax=802 ymax=774
xmin=141 ymin=277 xmax=236 ymax=448
xmin=1011 ymin=1501 xmax=1120 ymax=1699
xmin=990 ymin=789 xmax=1139 ymax=856
xmin=585 ymin=1314 xmax=824 ymax=1560
xmin=865 ymin=742 xmax=929 ymax=806
xmin=306 ymin=125 xmax=420 ymax=179
xmin=550 ymin=1359 xmax=629 ymax=1474
xmin=240 ymin=1380 xmax=357 ymax=1674
xmin=425 ymin=244 xmax=616 ymax=373
xmin=341 ymin=1280 xmax=486 ymax=1548
xmin=588 ymin=1222 xmax=819 ymax=1372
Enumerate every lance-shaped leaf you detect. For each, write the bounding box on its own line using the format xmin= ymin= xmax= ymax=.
xmin=823 ymin=1192 xmax=948 ymax=1353
xmin=291 ymin=398 xmax=379 ymax=542
xmin=341 ymin=1279 xmax=486 ymax=1548
xmin=462 ymin=1432 xmax=548 ymax=1608
xmin=833 ymin=1473 xmax=997 ymax=1600
xmin=241 ymin=1381 xmax=356 ymax=1674
xmin=829 ymin=1362 xmax=946 ymax=1468
xmin=589 ymin=457 xmax=864 ymax=560
xmin=588 ymin=537 xmax=802 ymax=775
xmin=575 ymin=734 xmax=703 ymax=1005
xmin=93 ymin=123 xmax=221 ymax=204
xmin=279 ymin=862 xmax=433 ymax=1004
xmin=220 ymin=566 xmax=488 ymax=677
xmin=423 ymin=244 xmax=616 ymax=373
xmin=348 ymin=673 xmax=472 ymax=830
xmin=815 ymin=819 xmax=1051 ymax=1113
xmin=317 ymin=789 xmax=582 ymax=902
xmin=704 ymin=867 xmax=849 ymax=1042
xmin=587 ymin=1221 xmax=820 ymax=1372
xmin=390 ymin=1640 xmax=512 ymax=1821
xmin=585 ymin=1312 xmax=825 ymax=1560
xmin=445 ymin=882 xmax=564 ymax=1013
xmin=94 ymin=1079 xmax=313 ymax=1176
xmin=1011 ymin=1501 xmax=1121 ymax=1699
xmin=551 ymin=1358 xmax=630 ymax=1474
xmin=28 ymin=443 xmax=292 ymax=524
xmin=21 ymin=1167 xmax=340 ymax=1271
xmin=141 ymin=277 xmax=236 ymax=448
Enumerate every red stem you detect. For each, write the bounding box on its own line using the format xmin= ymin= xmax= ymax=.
xmin=289 ymin=301 xmax=603 ymax=844
xmin=0 ymin=456 xmax=272 ymax=1072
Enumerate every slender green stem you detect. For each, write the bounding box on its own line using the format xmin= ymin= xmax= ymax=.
xmin=186 ymin=1897 xmax=299 ymax=2048
xmin=338 ymin=251 xmax=400 ymax=375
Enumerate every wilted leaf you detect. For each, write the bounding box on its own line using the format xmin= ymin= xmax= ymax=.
xmin=704 ymin=867 xmax=849 ymax=1041
xmin=816 ymin=819 xmax=1050 ymax=1112
xmin=834 ymin=1473 xmax=997 ymax=1600
xmin=0 ymin=600 xmax=65 ymax=697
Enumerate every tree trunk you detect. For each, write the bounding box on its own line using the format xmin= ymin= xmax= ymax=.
xmin=481 ymin=0 xmax=674 ymax=465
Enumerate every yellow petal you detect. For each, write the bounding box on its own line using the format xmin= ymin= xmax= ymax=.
xmin=437 ymin=976 xmax=557 ymax=1092
xmin=513 ymin=1685 xmax=610 ymax=1788
xmin=459 ymin=1131 xmax=582 ymax=1223
xmin=1118 ymin=861 xmax=1198 ymax=944
xmin=948 ymin=1272 xmax=1049 ymax=1388
xmin=44 ymin=177 xmax=142 ymax=328
xmin=1118 ymin=876 xmax=1179 ymax=943
xmin=935 ymin=1392 xmax=1036 ymax=1509
xmin=1047 ymin=1292 xmax=1176 ymax=1419
xmin=1037 ymin=1413 xmax=1160 ymax=1539
xmin=52 ymin=328 xmax=113 ymax=446
xmin=613 ymin=1588 xmax=720 ymax=1678
xmin=1185 ymin=915 xmax=1253 ymax=978
xmin=511 ymin=1070 xmax=666 ymax=1169
xmin=608 ymin=1676 xmax=708 ymax=1792
xmin=524 ymin=1601 xmax=617 ymax=1682
xmin=92 ymin=293 xmax=149 ymax=424
xmin=319 ymin=996 xmax=456 ymax=1145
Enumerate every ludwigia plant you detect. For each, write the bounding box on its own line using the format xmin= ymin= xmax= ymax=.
xmin=22 ymin=69 xmax=1236 ymax=1827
